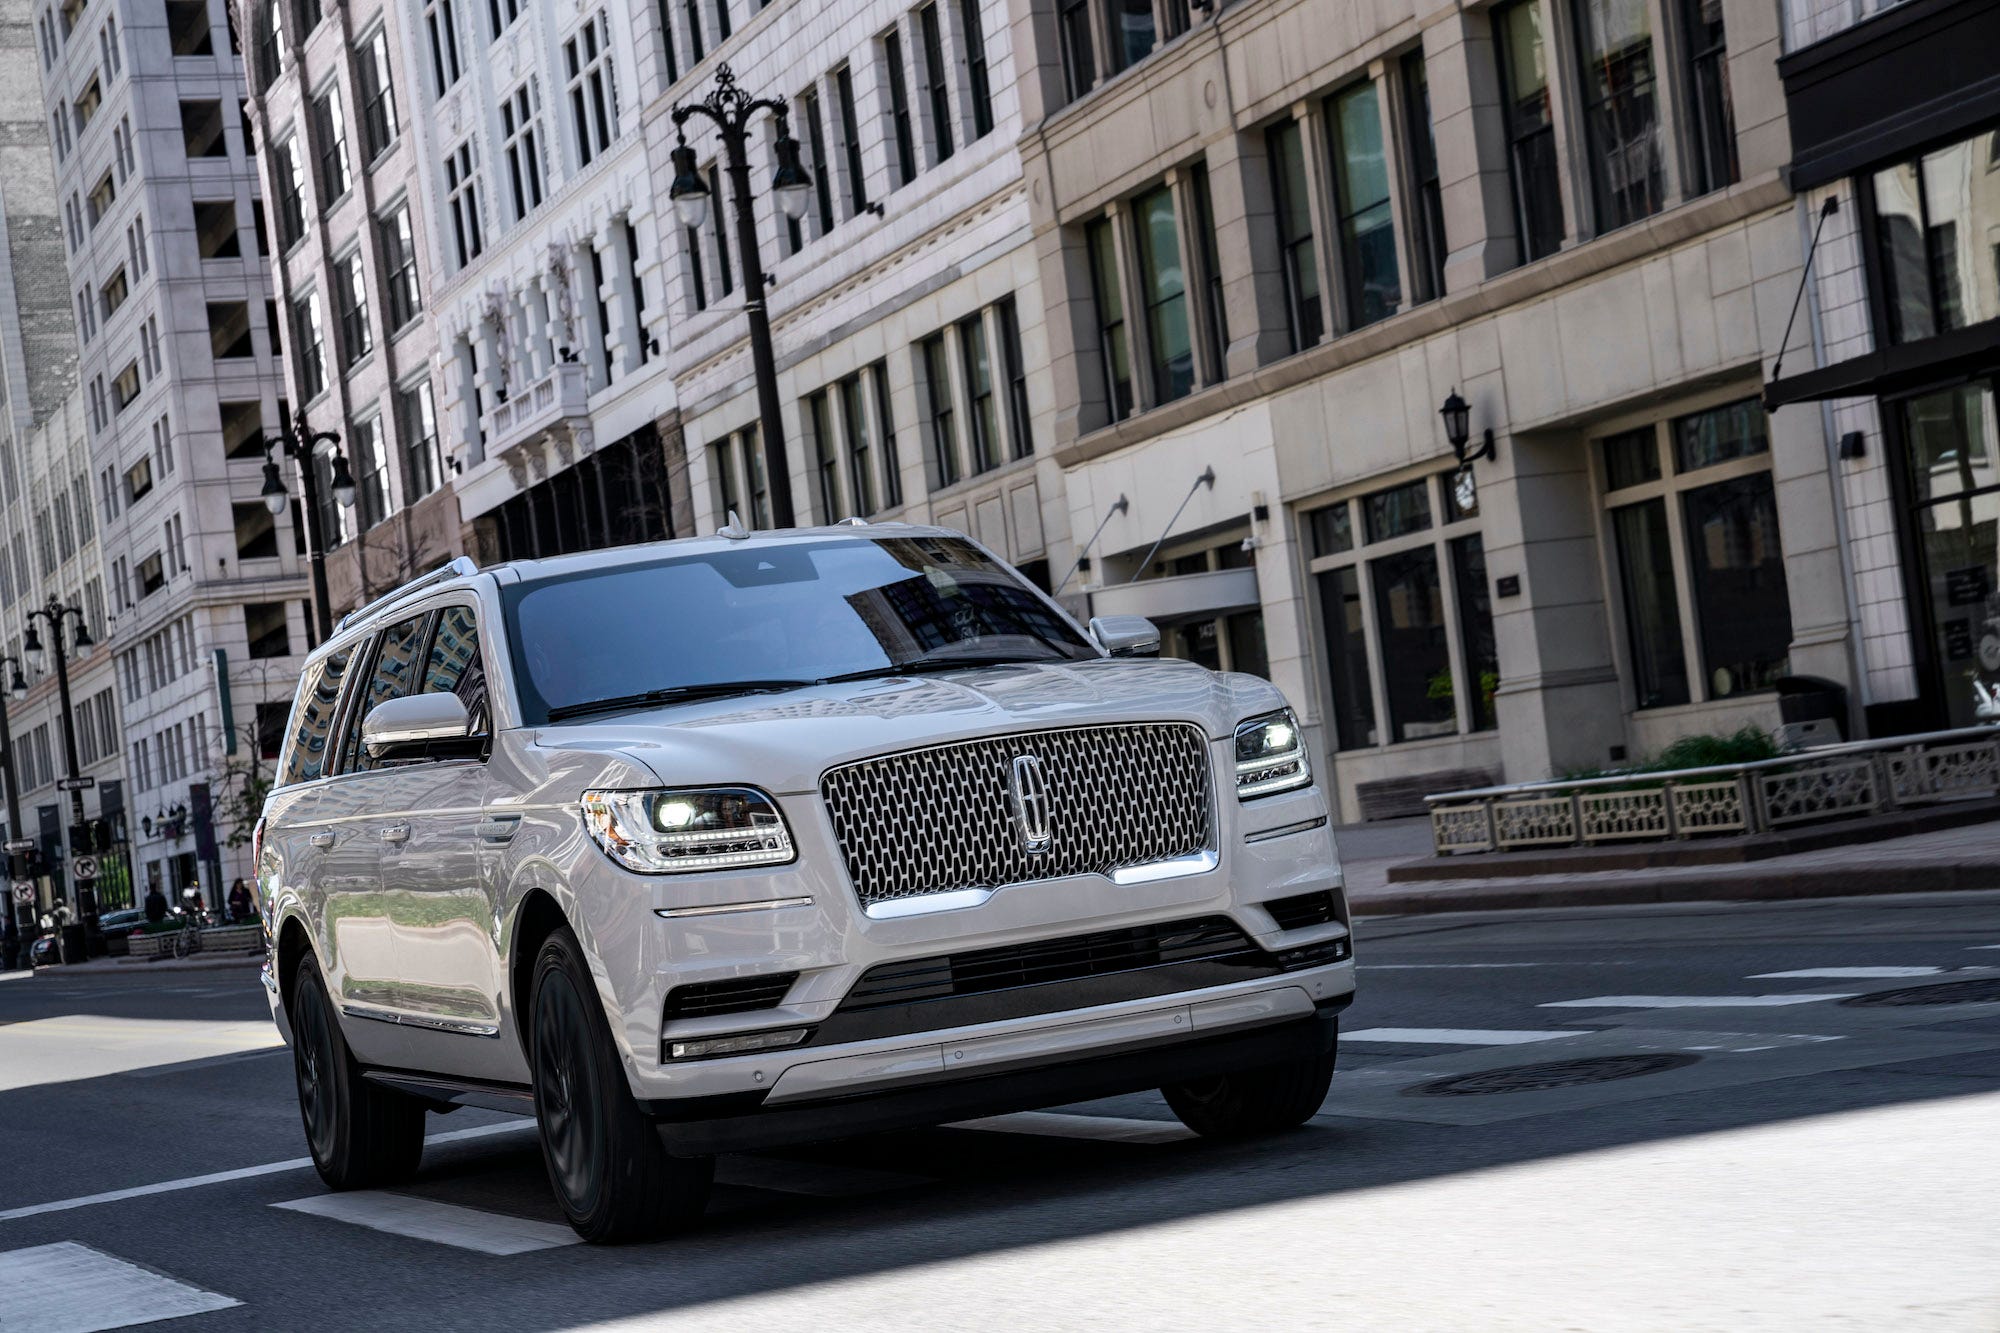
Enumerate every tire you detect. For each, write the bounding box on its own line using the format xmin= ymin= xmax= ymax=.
xmin=290 ymin=953 xmax=427 ymax=1189
xmin=529 ymin=928 xmax=712 ymax=1244
xmin=1161 ymin=1039 xmax=1337 ymax=1141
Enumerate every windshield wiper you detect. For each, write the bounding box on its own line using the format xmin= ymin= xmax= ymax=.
xmin=546 ymin=680 xmax=816 ymax=722
xmin=819 ymin=656 xmax=1057 ymax=685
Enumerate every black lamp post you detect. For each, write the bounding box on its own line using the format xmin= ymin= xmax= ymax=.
xmin=670 ymin=63 xmax=816 ymax=530
xmin=261 ymin=414 xmax=357 ymax=642
xmin=1440 ymin=389 xmax=1497 ymax=467
xmin=25 ymin=598 xmax=95 ymax=940
xmin=0 ymin=655 xmax=30 ymax=970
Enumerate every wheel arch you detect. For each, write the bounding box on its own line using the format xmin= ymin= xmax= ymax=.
xmin=508 ymin=888 xmax=570 ymax=1059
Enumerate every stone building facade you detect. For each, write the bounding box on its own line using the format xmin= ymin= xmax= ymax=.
xmin=1009 ymin=0 xmax=1858 ymax=819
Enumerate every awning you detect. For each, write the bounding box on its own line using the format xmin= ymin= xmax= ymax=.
xmin=1764 ymin=321 xmax=2000 ymax=409
xmin=1087 ymin=567 xmax=1260 ymax=626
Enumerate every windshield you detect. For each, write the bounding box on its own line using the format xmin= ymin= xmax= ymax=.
xmin=504 ymin=535 xmax=1097 ymax=723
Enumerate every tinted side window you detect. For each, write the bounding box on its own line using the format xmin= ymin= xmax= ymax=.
xmin=423 ymin=605 xmax=488 ymax=734
xmin=280 ymin=645 xmax=354 ymax=786
xmin=342 ymin=614 xmax=431 ymax=773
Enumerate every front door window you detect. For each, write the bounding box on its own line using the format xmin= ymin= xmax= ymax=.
xmin=1901 ymin=380 xmax=2000 ymax=726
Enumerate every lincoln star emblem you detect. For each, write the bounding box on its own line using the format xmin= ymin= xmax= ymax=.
xmin=1009 ymin=753 xmax=1053 ymax=854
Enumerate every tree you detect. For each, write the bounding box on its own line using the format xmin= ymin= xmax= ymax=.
xmin=208 ymin=719 xmax=277 ymax=850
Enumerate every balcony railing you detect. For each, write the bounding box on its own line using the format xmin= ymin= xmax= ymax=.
xmin=1425 ymin=726 xmax=2000 ymax=854
xmin=483 ymin=359 xmax=591 ymax=459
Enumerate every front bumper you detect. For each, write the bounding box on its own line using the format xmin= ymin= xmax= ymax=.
xmin=647 ymin=1001 xmax=1346 ymax=1156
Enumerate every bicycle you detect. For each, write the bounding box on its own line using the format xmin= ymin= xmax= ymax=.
xmin=172 ymin=917 xmax=204 ymax=960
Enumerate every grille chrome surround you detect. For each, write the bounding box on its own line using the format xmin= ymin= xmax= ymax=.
xmin=820 ymin=722 xmax=1215 ymax=908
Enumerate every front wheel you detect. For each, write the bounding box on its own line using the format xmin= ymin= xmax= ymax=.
xmin=529 ymin=929 xmax=712 ymax=1243
xmin=290 ymin=954 xmax=426 ymax=1188
xmin=1161 ymin=1039 xmax=1336 ymax=1140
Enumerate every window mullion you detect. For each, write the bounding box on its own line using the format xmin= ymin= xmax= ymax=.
xmin=1540 ymin=0 xmax=1588 ymax=243
xmin=1107 ymin=199 xmax=1155 ymax=414
xmin=1294 ymin=100 xmax=1345 ymax=336
xmin=1165 ymin=168 xmax=1218 ymax=392
xmin=1656 ymin=426 xmax=1706 ymax=704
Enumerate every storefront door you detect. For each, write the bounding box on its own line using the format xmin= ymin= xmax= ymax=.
xmin=1897 ymin=378 xmax=2000 ymax=728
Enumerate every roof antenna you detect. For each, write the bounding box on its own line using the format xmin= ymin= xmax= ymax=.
xmin=718 ymin=510 xmax=750 ymax=540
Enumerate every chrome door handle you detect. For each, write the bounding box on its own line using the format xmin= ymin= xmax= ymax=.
xmin=475 ymin=816 xmax=521 ymax=843
xmin=308 ymin=832 xmax=335 ymax=850
xmin=381 ymin=823 xmax=411 ymax=844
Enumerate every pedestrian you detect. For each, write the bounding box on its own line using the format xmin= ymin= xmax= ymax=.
xmin=228 ymin=878 xmax=252 ymax=924
xmin=144 ymin=882 xmax=168 ymax=925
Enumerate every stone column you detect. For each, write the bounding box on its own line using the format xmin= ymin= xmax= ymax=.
xmin=1428 ymin=8 xmax=1522 ymax=288
xmin=1204 ymin=130 xmax=1294 ymax=377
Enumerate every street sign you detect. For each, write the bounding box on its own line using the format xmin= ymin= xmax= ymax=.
xmin=70 ymin=855 xmax=98 ymax=881
xmin=56 ymin=776 xmax=95 ymax=791
xmin=4 ymin=839 xmax=32 ymax=853
xmin=9 ymin=882 xmax=32 ymax=905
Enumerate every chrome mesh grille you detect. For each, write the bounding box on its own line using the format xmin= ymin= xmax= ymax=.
xmin=819 ymin=723 xmax=1214 ymax=908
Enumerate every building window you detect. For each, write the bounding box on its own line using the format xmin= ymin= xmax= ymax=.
xmin=707 ymin=163 xmax=733 ymax=295
xmin=1059 ymin=0 xmax=1095 ymax=103
xmin=960 ymin=0 xmax=993 ymax=139
xmin=883 ymin=27 xmax=916 ymax=188
xmin=918 ymin=331 xmax=959 ymax=487
xmin=873 ymin=360 xmax=903 ymax=507
xmin=684 ymin=216 xmax=708 ymax=311
xmin=138 ymin=552 xmax=166 ymax=598
xmin=711 ymin=0 xmax=731 ymax=43
xmin=1133 ymin=184 xmax=1192 ymax=405
xmin=800 ymin=86 xmax=834 ymax=240
xmin=425 ymin=0 xmax=463 ymax=93
xmin=1085 ymin=215 xmax=1133 ymax=421
xmin=1187 ymin=163 xmax=1226 ymax=382
xmin=834 ymin=65 xmax=869 ymax=217
xmin=245 ymin=602 xmax=290 ymax=658
xmin=221 ymin=400 xmax=264 ymax=460
xmin=335 ymin=251 xmax=372 ymax=369
xmin=710 ymin=426 xmax=770 ymax=528
xmin=276 ymin=135 xmax=308 ymax=249
xmin=995 ymin=294 xmax=1032 ymax=458
xmin=656 ymin=0 xmax=679 ymax=86
xmin=112 ymin=361 xmax=141 ymax=413
xmin=234 ymin=502 xmax=280 ymax=559
xmin=356 ymin=28 xmax=399 ymax=161
xmin=379 ymin=204 xmax=421 ymax=329
xmin=209 ymin=301 xmax=253 ymax=360
xmin=1400 ymin=52 xmax=1447 ymax=304
xmin=257 ymin=0 xmax=284 ymax=89
xmin=1870 ymin=127 xmax=2000 ymax=345
xmin=1679 ymin=0 xmax=1735 ymax=195
xmin=99 ymin=267 xmax=128 ymax=319
xmin=1267 ymin=119 xmax=1322 ymax=351
xmin=1571 ymin=0 xmax=1662 ymax=230
xmin=312 ymin=86 xmax=351 ymax=200
xmin=839 ymin=371 xmax=879 ymax=515
xmin=682 ymin=0 xmax=705 ymax=64
xmin=1328 ymin=81 xmax=1400 ymax=329
xmin=1600 ymin=396 xmax=1790 ymax=710
xmin=565 ymin=13 xmax=618 ymax=167
xmin=917 ymin=4 xmax=954 ymax=165
xmin=488 ymin=0 xmax=523 ymax=37
xmin=194 ymin=200 xmax=239 ymax=259
xmin=181 ymin=99 xmax=226 ymax=158
xmin=501 ymin=82 xmax=545 ymax=219
xmin=87 ymin=171 xmax=117 ymax=227
xmin=807 ymin=388 xmax=842 ymax=520
xmin=959 ymin=312 xmax=1000 ymax=474
xmin=351 ymin=415 xmax=389 ymax=528
xmin=398 ymin=378 xmax=443 ymax=501
xmin=1111 ymin=0 xmax=1156 ymax=73
xmin=1494 ymin=0 xmax=1563 ymax=263
xmin=444 ymin=140 xmax=483 ymax=267
xmin=75 ymin=76 xmax=102 ymax=131
xmin=292 ymin=291 xmax=326 ymax=398
xmin=1307 ymin=470 xmax=1496 ymax=749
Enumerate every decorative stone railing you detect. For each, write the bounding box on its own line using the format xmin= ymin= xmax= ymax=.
xmin=483 ymin=359 xmax=591 ymax=458
xmin=1425 ymin=726 xmax=2000 ymax=855
xmin=127 ymin=925 xmax=264 ymax=958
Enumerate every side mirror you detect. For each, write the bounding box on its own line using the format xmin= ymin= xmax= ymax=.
xmin=362 ymin=692 xmax=476 ymax=761
xmin=1089 ymin=615 xmax=1161 ymax=658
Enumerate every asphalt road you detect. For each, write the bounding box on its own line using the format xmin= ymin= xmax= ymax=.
xmin=3 ymin=890 xmax=1998 ymax=1331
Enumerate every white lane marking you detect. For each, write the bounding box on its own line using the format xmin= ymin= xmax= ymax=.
xmin=1970 ymin=945 xmax=2000 ymax=950
xmin=1750 ymin=967 xmax=1945 ymax=979
xmin=716 ymin=1157 xmax=930 ymax=1198
xmin=1540 ymin=994 xmax=1857 ymax=1009
xmin=1363 ymin=963 xmax=1551 ymax=970
xmin=948 ymin=1111 xmax=1196 ymax=1145
xmin=272 ymin=1191 xmax=578 ymax=1255
xmin=0 ymin=970 xmax=32 ymax=982
xmin=0 ymin=1017 xmax=285 ymax=1092
xmin=1344 ymin=1028 xmax=1578 ymax=1046
xmin=0 ymin=1241 xmax=238 ymax=1331
xmin=0 ymin=1121 xmax=535 ymax=1223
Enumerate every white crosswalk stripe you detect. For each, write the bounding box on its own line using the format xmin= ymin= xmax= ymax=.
xmin=272 ymin=1192 xmax=580 ymax=1255
xmin=1540 ymin=994 xmax=1857 ymax=1009
xmin=1344 ymin=1027 xmax=1577 ymax=1046
xmin=1749 ymin=967 xmax=1945 ymax=979
xmin=0 ymin=1241 xmax=239 ymax=1332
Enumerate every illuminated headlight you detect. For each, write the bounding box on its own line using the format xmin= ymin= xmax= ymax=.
xmin=1235 ymin=708 xmax=1311 ymax=799
xmin=581 ymin=787 xmax=795 ymax=874
xmin=666 ymin=1027 xmax=811 ymax=1060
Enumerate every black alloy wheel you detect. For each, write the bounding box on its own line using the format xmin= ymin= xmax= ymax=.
xmin=1161 ymin=1038 xmax=1338 ymax=1140
xmin=529 ymin=929 xmax=712 ymax=1243
xmin=290 ymin=953 xmax=426 ymax=1189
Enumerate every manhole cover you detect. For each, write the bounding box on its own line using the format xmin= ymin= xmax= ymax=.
xmin=1843 ymin=978 xmax=2000 ymax=1007
xmin=1403 ymin=1053 xmax=1701 ymax=1097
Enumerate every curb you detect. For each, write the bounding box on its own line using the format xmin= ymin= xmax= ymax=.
xmin=26 ymin=952 xmax=263 ymax=977
xmin=1352 ymin=861 xmax=2000 ymax=916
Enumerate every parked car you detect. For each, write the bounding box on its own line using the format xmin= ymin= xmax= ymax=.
xmin=27 ymin=933 xmax=58 ymax=966
xmin=259 ymin=529 xmax=1354 ymax=1242
xmin=98 ymin=909 xmax=157 ymax=942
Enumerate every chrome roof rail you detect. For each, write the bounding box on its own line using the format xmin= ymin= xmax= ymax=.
xmin=337 ymin=555 xmax=480 ymax=633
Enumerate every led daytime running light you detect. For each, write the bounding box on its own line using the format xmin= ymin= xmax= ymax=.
xmin=1235 ymin=708 xmax=1312 ymax=799
xmin=582 ymin=787 xmax=796 ymax=874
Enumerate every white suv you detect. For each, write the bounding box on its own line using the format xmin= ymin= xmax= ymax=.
xmin=259 ymin=526 xmax=1353 ymax=1242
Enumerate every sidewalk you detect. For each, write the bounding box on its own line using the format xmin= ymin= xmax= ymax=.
xmin=1340 ymin=818 xmax=2000 ymax=915
xmin=19 ymin=951 xmax=262 ymax=978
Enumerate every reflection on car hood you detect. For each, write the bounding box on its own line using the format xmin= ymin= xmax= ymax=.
xmin=536 ymin=657 xmax=1286 ymax=794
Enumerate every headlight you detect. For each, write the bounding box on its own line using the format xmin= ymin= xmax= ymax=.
xmin=1235 ymin=708 xmax=1310 ymax=798
xmin=581 ymin=787 xmax=795 ymax=874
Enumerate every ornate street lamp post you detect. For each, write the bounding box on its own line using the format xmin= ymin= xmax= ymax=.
xmin=24 ymin=598 xmax=95 ymax=942
xmin=669 ymin=63 xmax=816 ymax=529
xmin=0 ymin=655 xmax=31 ymax=970
xmin=261 ymin=414 xmax=357 ymax=642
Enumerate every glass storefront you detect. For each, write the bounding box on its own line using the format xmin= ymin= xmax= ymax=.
xmin=1900 ymin=379 xmax=2000 ymax=727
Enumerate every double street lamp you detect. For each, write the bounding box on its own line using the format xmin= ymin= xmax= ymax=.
xmin=668 ymin=62 xmax=816 ymax=530
xmin=24 ymin=597 xmax=96 ymax=942
xmin=259 ymin=415 xmax=357 ymax=642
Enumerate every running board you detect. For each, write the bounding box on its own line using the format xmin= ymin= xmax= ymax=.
xmin=361 ymin=1069 xmax=536 ymax=1116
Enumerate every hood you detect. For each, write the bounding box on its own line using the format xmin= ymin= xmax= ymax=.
xmin=534 ymin=657 xmax=1288 ymax=794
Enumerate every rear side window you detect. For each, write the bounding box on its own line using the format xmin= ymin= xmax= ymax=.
xmin=279 ymin=644 xmax=354 ymax=786
xmin=423 ymin=605 xmax=489 ymax=734
xmin=341 ymin=613 xmax=431 ymax=773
